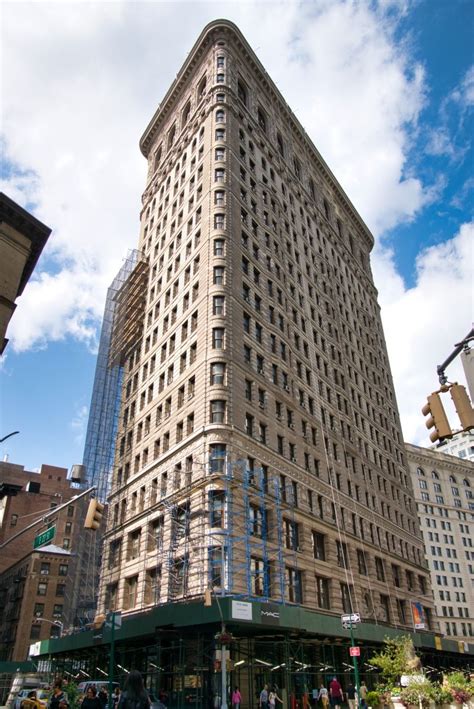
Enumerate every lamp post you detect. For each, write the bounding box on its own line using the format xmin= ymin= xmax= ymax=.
xmin=204 ymin=544 xmax=229 ymax=709
xmin=36 ymin=617 xmax=64 ymax=637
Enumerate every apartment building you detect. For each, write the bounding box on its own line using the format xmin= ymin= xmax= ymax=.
xmin=406 ymin=442 xmax=474 ymax=645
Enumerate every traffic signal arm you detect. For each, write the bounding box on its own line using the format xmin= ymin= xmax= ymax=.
xmin=422 ymin=393 xmax=452 ymax=443
xmin=84 ymin=499 xmax=105 ymax=529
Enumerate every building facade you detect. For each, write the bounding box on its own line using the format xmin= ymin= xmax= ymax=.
xmin=406 ymin=442 xmax=474 ymax=645
xmin=0 ymin=192 xmax=51 ymax=354
xmin=39 ymin=18 xmax=474 ymax=706
xmin=0 ymin=462 xmax=82 ymax=660
xmin=96 ymin=17 xmax=434 ymax=634
xmin=0 ymin=545 xmax=72 ymax=662
xmin=437 ymin=431 xmax=474 ymax=463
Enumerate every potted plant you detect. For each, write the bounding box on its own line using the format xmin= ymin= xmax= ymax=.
xmin=430 ymin=684 xmax=452 ymax=709
xmin=443 ymin=672 xmax=473 ymax=708
xmin=399 ymin=679 xmax=432 ymax=708
xmin=366 ymin=690 xmax=382 ymax=708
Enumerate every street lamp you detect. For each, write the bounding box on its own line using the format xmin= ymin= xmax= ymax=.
xmin=35 ymin=617 xmax=64 ymax=637
xmin=0 ymin=431 xmax=20 ymax=443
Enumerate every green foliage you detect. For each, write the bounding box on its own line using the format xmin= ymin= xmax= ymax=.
xmin=443 ymin=672 xmax=474 ymax=703
xmin=369 ymin=636 xmax=420 ymax=686
xmin=429 ymin=684 xmax=453 ymax=705
xmin=399 ymin=680 xmax=431 ymax=708
xmin=366 ymin=691 xmax=381 ymax=707
xmin=63 ymin=682 xmax=81 ymax=709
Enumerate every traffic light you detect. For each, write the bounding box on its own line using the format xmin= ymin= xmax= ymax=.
xmin=450 ymin=384 xmax=474 ymax=432
xmin=84 ymin=498 xmax=105 ymax=529
xmin=422 ymin=392 xmax=452 ymax=443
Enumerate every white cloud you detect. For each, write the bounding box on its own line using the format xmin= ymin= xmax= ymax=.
xmin=374 ymin=221 xmax=474 ymax=446
xmin=2 ymin=0 xmax=435 ymax=353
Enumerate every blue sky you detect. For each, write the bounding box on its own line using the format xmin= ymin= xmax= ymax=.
xmin=1 ymin=0 xmax=473 ymax=472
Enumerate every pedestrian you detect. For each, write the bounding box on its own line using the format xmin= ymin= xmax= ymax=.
xmin=49 ymin=681 xmax=68 ymax=709
xmin=81 ymin=688 xmax=101 ymax=709
xmin=269 ymin=687 xmax=283 ymax=708
xmin=329 ymin=678 xmax=343 ymax=709
xmin=317 ymin=686 xmax=329 ymax=709
xmin=346 ymin=684 xmax=356 ymax=709
xmin=112 ymin=689 xmax=121 ymax=709
xmin=232 ymin=687 xmax=242 ymax=709
xmin=98 ymin=689 xmax=108 ymax=709
xmin=359 ymin=683 xmax=367 ymax=709
xmin=260 ymin=684 xmax=269 ymax=709
xmin=118 ymin=671 xmax=150 ymax=709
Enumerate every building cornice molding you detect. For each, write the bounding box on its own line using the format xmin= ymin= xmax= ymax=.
xmin=405 ymin=442 xmax=474 ymax=475
xmin=139 ymin=19 xmax=374 ymax=251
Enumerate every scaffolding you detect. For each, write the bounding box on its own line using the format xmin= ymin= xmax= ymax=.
xmin=72 ymin=249 xmax=148 ymax=627
xmin=147 ymin=454 xmax=298 ymax=608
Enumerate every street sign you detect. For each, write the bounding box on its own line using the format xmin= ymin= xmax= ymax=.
xmin=341 ymin=613 xmax=361 ymax=624
xmin=33 ymin=526 xmax=56 ymax=549
xmin=349 ymin=647 xmax=360 ymax=657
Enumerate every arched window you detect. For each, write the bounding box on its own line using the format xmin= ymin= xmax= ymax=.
xmin=463 ymin=478 xmax=471 ymax=487
xmin=237 ymin=79 xmax=247 ymax=106
xmin=431 ymin=471 xmax=439 ymax=479
xmin=449 ymin=475 xmax=457 ymax=483
xmin=153 ymin=145 xmax=162 ymax=173
xmin=216 ymin=110 xmax=225 ymax=123
xmin=167 ymin=123 xmax=176 ymax=151
xmin=181 ymin=100 xmax=191 ymax=128
xmin=417 ymin=467 xmax=425 ymax=476
xmin=197 ymin=74 xmax=207 ymax=100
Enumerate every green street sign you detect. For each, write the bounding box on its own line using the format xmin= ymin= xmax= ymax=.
xmin=33 ymin=526 xmax=56 ymax=549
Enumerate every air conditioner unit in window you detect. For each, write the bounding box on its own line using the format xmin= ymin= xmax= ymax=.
xmin=257 ymin=368 xmax=264 ymax=375
xmin=243 ymin=295 xmax=250 ymax=302
xmin=289 ymin=423 xmax=295 ymax=430
xmin=291 ymin=456 xmax=297 ymax=463
xmin=259 ymin=402 xmax=265 ymax=409
xmin=284 ymin=385 xmax=290 ymax=392
xmin=188 ymin=393 xmax=195 ymax=400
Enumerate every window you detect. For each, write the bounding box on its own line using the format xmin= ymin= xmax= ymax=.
xmin=56 ymin=583 xmax=65 ymax=597
xmin=216 ymin=109 xmax=225 ymax=123
xmin=375 ymin=557 xmax=385 ymax=582
xmin=33 ymin=602 xmax=45 ymax=617
xmin=340 ymin=582 xmax=353 ymax=613
xmin=215 ymin=168 xmax=225 ymax=182
xmin=212 ymin=328 xmax=225 ymax=349
xmin=58 ymin=564 xmax=68 ymax=577
xmin=210 ymin=444 xmax=226 ymax=473
xmin=210 ymin=362 xmax=226 ymax=385
xmin=251 ymin=557 xmax=270 ymax=596
xmin=357 ymin=549 xmax=368 ymax=576
xmin=209 ymin=490 xmax=225 ymax=527
xmin=124 ymin=575 xmax=139 ymax=610
xmin=285 ymin=519 xmax=299 ymax=550
xmin=336 ymin=540 xmax=348 ymax=568
xmin=211 ymin=400 xmax=226 ymax=423
xmin=237 ymin=79 xmax=247 ymax=105
xmin=315 ymin=575 xmax=330 ymax=609
xmin=213 ymin=266 xmax=225 ymax=284
xmin=214 ymin=239 xmax=225 ymax=256
xmin=213 ymin=295 xmax=225 ymax=315
xmin=40 ymin=562 xmax=50 ymax=576
xmin=312 ymin=532 xmax=326 ymax=560
xmin=286 ymin=567 xmax=303 ymax=603
xmin=37 ymin=582 xmax=47 ymax=596
xmin=144 ymin=567 xmax=161 ymax=605
xmin=249 ymin=505 xmax=264 ymax=537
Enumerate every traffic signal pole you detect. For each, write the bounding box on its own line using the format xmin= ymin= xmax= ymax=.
xmin=349 ymin=621 xmax=361 ymax=706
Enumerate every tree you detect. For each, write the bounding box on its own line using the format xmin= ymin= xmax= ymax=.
xmin=369 ymin=636 xmax=421 ymax=687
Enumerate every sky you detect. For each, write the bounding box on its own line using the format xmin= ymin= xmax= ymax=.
xmin=0 ymin=0 xmax=473 ymax=473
